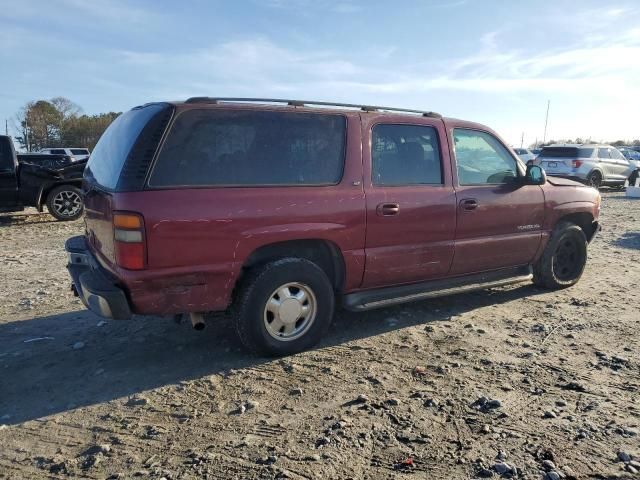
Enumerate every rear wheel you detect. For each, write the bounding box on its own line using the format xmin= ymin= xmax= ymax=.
xmin=233 ymin=258 xmax=335 ymax=356
xmin=46 ymin=185 xmax=84 ymax=221
xmin=587 ymin=170 xmax=602 ymax=188
xmin=533 ymin=221 xmax=587 ymax=289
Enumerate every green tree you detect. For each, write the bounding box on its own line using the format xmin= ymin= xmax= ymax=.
xmin=61 ymin=112 xmax=120 ymax=150
xmin=14 ymin=97 xmax=119 ymax=151
xmin=15 ymin=100 xmax=62 ymax=151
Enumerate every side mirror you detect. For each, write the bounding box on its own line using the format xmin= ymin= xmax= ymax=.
xmin=525 ymin=164 xmax=546 ymax=185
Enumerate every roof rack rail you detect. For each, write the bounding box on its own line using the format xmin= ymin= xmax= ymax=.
xmin=183 ymin=97 xmax=442 ymax=118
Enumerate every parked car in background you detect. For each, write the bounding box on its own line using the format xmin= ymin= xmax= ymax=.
xmin=619 ymin=147 xmax=640 ymax=162
xmin=531 ymin=148 xmax=542 ymax=156
xmin=532 ymin=144 xmax=633 ymax=188
xmin=513 ymin=148 xmax=536 ymax=163
xmin=1 ymin=136 xmax=86 ymax=220
xmin=18 ymin=152 xmax=75 ymax=170
xmin=65 ymin=98 xmax=602 ymax=356
xmin=40 ymin=147 xmax=90 ymax=161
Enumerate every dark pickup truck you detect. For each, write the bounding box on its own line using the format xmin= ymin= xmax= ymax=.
xmin=0 ymin=135 xmax=86 ymax=220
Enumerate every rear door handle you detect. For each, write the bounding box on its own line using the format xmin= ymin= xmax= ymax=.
xmin=460 ymin=198 xmax=478 ymax=211
xmin=376 ymin=203 xmax=400 ymax=216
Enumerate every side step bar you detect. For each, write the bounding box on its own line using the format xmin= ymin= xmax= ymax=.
xmin=343 ymin=266 xmax=533 ymax=311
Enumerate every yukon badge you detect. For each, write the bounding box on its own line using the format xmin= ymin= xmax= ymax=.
xmin=517 ymin=224 xmax=541 ymax=231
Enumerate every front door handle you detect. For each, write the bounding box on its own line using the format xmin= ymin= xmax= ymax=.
xmin=377 ymin=203 xmax=400 ymax=216
xmin=460 ymin=198 xmax=478 ymax=211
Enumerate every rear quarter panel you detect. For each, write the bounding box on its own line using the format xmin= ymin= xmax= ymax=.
xmin=110 ymin=113 xmax=366 ymax=315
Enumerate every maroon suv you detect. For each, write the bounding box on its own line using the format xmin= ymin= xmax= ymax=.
xmin=66 ymin=98 xmax=601 ymax=355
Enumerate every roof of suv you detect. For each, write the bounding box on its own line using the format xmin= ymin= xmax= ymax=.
xmin=140 ymin=97 xmax=500 ymax=138
xmin=164 ymin=97 xmax=444 ymax=119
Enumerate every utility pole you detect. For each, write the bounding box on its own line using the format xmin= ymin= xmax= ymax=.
xmin=25 ymin=115 xmax=30 ymax=152
xmin=542 ymin=100 xmax=550 ymax=144
xmin=520 ymin=132 xmax=524 ymax=149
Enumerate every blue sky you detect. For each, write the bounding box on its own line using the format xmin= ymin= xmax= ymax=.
xmin=2 ymin=0 xmax=640 ymax=146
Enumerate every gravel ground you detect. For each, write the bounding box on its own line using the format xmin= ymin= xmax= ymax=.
xmin=0 ymin=191 xmax=639 ymax=480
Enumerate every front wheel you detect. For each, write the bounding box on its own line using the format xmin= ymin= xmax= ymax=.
xmin=233 ymin=258 xmax=335 ymax=356
xmin=46 ymin=185 xmax=84 ymax=221
xmin=533 ymin=221 xmax=587 ymax=289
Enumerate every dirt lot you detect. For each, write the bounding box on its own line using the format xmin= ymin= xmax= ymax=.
xmin=1 ymin=192 xmax=639 ymax=480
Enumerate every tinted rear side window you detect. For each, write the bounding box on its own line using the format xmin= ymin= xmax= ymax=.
xmin=578 ymin=148 xmax=594 ymax=157
xmin=149 ymin=109 xmax=346 ymax=187
xmin=371 ymin=124 xmax=442 ymax=185
xmin=84 ymin=103 xmax=168 ymax=191
xmin=71 ymin=149 xmax=89 ymax=155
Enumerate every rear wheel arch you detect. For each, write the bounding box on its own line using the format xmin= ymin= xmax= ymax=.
xmin=239 ymin=239 xmax=346 ymax=293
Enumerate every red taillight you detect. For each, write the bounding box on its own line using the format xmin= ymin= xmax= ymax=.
xmin=572 ymin=159 xmax=583 ymax=168
xmin=113 ymin=212 xmax=146 ymax=270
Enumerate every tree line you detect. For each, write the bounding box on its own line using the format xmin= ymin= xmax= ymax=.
xmin=14 ymin=97 xmax=120 ymax=152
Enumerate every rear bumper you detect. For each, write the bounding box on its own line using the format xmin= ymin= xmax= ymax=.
xmin=65 ymin=235 xmax=132 ymax=320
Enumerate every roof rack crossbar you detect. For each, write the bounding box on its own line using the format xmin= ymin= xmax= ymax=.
xmin=184 ymin=97 xmax=442 ymax=118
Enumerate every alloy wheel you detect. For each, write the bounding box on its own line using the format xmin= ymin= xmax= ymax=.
xmin=52 ymin=190 xmax=82 ymax=218
xmin=263 ymin=282 xmax=317 ymax=341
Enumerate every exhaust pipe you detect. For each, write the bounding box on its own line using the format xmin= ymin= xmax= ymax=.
xmin=190 ymin=312 xmax=206 ymax=331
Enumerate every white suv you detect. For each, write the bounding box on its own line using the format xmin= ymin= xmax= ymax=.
xmin=534 ymin=144 xmax=633 ymax=188
xmin=40 ymin=147 xmax=90 ymax=161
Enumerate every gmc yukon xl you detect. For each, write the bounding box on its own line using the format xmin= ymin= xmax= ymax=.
xmin=65 ymin=98 xmax=601 ymax=355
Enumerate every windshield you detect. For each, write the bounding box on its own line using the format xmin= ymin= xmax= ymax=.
xmin=84 ymin=104 xmax=166 ymax=190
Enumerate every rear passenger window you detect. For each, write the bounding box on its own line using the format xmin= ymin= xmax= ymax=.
xmin=598 ymin=148 xmax=610 ymax=158
xmin=51 ymin=149 xmax=66 ymax=154
xmin=149 ymin=109 xmax=346 ymax=187
xmin=371 ymin=124 xmax=442 ymax=186
xmin=71 ymin=149 xmax=89 ymax=155
xmin=578 ymin=148 xmax=594 ymax=157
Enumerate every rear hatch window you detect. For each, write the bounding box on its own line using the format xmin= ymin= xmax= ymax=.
xmin=84 ymin=103 xmax=173 ymax=191
xmin=540 ymin=147 xmax=594 ymax=158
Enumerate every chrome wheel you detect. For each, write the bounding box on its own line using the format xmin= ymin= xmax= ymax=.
xmin=52 ymin=190 xmax=82 ymax=217
xmin=263 ymin=282 xmax=317 ymax=341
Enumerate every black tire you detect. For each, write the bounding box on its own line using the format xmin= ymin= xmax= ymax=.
xmin=587 ymin=170 xmax=602 ymax=189
xmin=46 ymin=185 xmax=84 ymax=221
xmin=233 ymin=258 xmax=335 ymax=356
xmin=533 ymin=221 xmax=587 ymax=289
